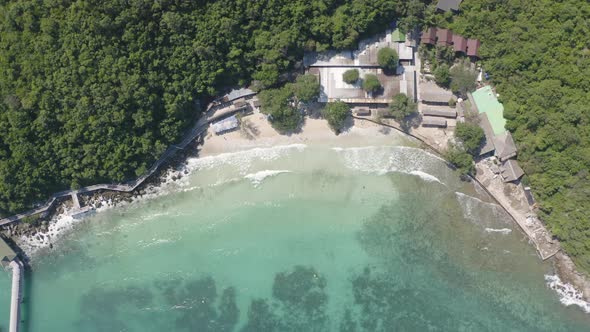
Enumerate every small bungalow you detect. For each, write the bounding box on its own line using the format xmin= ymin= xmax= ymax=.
xmin=436 ymin=28 xmax=453 ymax=47
xmin=212 ymin=115 xmax=239 ymax=135
xmin=422 ymin=108 xmax=457 ymax=118
xmin=493 ymin=131 xmax=518 ymax=161
xmin=500 ymin=159 xmax=524 ymax=183
xmin=233 ymin=100 xmax=248 ymax=109
xmin=421 ymin=28 xmax=437 ymax=45
xmin=437 ymin=0 xmax=463 ymax=12
xmin=354 ymin=109 xmax=371 ymax=116
xmin=467 ymin=39 xmax=481 ymax=58
xmin=0 ymin=237 xmax=16 ymax=269
xmin=422 ymin=117 xmax=447 ymax=128
xmin=452 ymin=35 xmax=467 ymax=54
xmin=226 ymin=88 xmax=256 ymax=103
xmin=420 ymin=81 xmax=454 ymax=105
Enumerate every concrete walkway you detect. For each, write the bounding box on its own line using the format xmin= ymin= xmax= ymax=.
xmin=8 ymin=259 xmax=22 ymax=332
xmin=0 ymin=102 xmax=250 ymax=227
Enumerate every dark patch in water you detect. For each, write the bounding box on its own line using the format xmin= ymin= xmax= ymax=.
xmin=241 ymin=265 xmax=328 ymax=332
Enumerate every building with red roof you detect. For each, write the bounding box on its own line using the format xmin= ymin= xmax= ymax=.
xmin=467 ymin=39 xmax=481 ymax=57
xmin=436 ymin=29 xmax=453 ymax=46
xmin=452 ymin=34 xmax=467 ymax=53
xmin=421 ymin=28 xmax=437 ymax=45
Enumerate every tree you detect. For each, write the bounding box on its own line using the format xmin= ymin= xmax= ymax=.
xmin=449 ymin=0 xmax=590 ymax=273
xmin=342 ymin=69 xmax=360 ymax=84
xmin=0 ymin=0 xmax=450 ymax=216
xmin=377 ymin=47 xmax=399 ymax=71
xmin=322 ymin=101 xmax=350 ymax=133
xmin=434 ymin=64 xmax=451 ymax=87
xmin=258 ymin=87 xmax=302 ymax=133
xmin=445 ymin=146 xmax=475 ymax=177
xmin=450 ymin=62 xmax=477 ymax=97
xmin=388 ymin=93 xmax=417 ymax=121
xmin=362 ymin=74 xmax=382 ymax=94
xmin=454 ymin=122 xmax=484 ymax=156
xmin=293 ymin=74 xmax=320 ymax=103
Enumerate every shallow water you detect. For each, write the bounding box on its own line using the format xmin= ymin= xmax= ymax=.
xmin=1 ymin=139 xmax=589 ymax=331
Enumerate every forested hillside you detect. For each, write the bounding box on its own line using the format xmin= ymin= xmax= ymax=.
xmin=447 ymin=0 xmax=590 ymax=271
xmin=0 ymin=0 xmax=432 ymax=214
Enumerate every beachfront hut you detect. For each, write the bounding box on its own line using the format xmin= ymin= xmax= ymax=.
xmin=478 ymin=113 xmax=496 ymax=156
xmin=422 ymin=117 xmax=447 ymax=128
xmin=452 ymin=34 xmax=467 ymax=53
xmin=354 ymin=109 xmax=371 ymax=116
xmin=421 ymin=28 xmax=437 ymax=45
xmin=233 ymin=100 xmax=248 ymax=109
xmin=467 ymin=39 xmax=481 ymax=58
xmin=500 ymin=159 xmax=524 ymax=182
xmin=437 ymin=0 xmax=463 ymax=12
xmin=420 ymin=81 xmax=454 ymax=105
xmin=436 ymin=29 xmax=453 ymax=47
xmin=226 ymin=88 xmax=256 ymax=103
xmin=493 ymin=132 xmax=518 ymax=161
xmin=0 ymin=237 xmax=16 ymax=269
xmin=422 ymin=108 xmax=457 ymax=118
xmin=211 ymin=115 xmax=239 ymax=135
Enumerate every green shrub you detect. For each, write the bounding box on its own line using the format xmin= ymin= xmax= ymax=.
xmin=377 ymin=47 xmax=399 ymax=71
xmin=342 ymin=69 xmax=360 ymax=84
xmin=362 ymin=74 xmax=382 ymax=93
xmin=322 ymin=101 xmax=350 ymax=134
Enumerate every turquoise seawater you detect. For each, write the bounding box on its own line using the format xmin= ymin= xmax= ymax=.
xmin=1 ymin=139 xmax=589 ymax=331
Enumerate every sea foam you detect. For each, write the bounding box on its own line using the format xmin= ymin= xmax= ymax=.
xmin=186 ymin=144 xmax=306 ymax=173
xmin=545 ymin=274 xmax=590 ymax=313
xmin=17 ymin=145 xmax=307 ymax=255
xmin=484 ymin=228 xmax=512 ymax=234
xmin=244 ymin=170 xmax=292 ymax=187
xmin=332 ymin=145 xmax=447 ymax=184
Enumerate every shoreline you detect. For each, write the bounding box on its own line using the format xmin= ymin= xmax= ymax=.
xmin=3 ymin=109 xmax=590 ymax=309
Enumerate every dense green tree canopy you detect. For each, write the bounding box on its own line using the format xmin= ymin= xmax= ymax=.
xmin=447 ymin=0 xmax=590 ymax=271
xmin=258 ymin=87 xmax=301 ymax=133
xmin=434 ymin=64 xmax=451 ymax=87
xmin=445 ymin=146 xmax=475 ymax=177
xmin=454 ymin=122 xmax=484 ymax=156
xmin=388 ymin=93 xmax=417 ymax=121
xmin=292 ymin=74 xmax=320 ymax=104
xmin=377 ymin=47 xmax=399 ymax=71
xmin=342 ymin=69 xmax=360 ymax=84
xmin=362 ymin=74 xmax=382 ymax=94
xmin=322 ymin=101 xmax=350 ymax=134
xmin=449 ymin=62 xmax=477 ymax=97
xmin=0 ymin=0 xmax=427 ymax=215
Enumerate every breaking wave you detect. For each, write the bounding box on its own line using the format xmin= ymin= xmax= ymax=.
xmin=484 ymin=228 xmax=512 ymax=235
xmin=244 ymin=170 xmax=291 ymax=187
xmin=545 ymin=274 xmax=590 ymax=313
xmin=332 ymin=146 xmax=448 ymax=184
xmin=186 ymin=144 xmax=306 ymax=174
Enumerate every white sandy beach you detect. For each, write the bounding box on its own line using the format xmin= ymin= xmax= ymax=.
xmin=198 ymin=112 xmax=407 ymax=156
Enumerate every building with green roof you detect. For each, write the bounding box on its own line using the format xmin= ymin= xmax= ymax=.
xmin=471 ymin=86 xmax=506 ymax=135
xmin=391 ymin=28 xmax=405 ymax=42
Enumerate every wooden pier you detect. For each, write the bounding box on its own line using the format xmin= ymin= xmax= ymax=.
xmin=8 ymin=259 xmax=22 ymax=332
